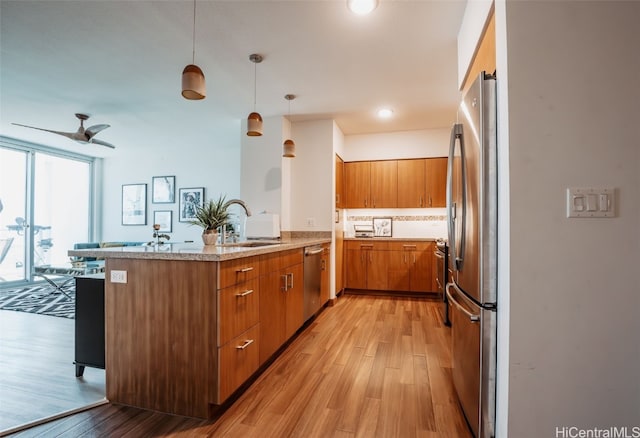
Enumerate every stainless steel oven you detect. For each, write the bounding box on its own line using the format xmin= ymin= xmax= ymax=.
xmin=434 ymin=239 xmax=450 ymax=326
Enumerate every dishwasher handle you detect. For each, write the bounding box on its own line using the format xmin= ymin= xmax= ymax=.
xmin=305 ymin=246 xmax=323 ymax=256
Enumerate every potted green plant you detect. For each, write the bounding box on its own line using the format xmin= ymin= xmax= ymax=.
xmin=188 ymin=195 xmax=230 ymax=245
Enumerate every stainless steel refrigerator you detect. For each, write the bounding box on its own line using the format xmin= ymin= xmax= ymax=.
xmin=446 ymin=71 xmax=497 ymax=438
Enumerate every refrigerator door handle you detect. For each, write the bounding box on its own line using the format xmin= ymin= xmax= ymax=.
xmin=446 ymin=282 xmax=480 ymax=323
xmin=448 ymin=123 xmax=467 ymax=271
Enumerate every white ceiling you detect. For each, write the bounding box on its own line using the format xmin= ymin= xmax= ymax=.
xmin=0 ymin=0 xmax=466 ymax=157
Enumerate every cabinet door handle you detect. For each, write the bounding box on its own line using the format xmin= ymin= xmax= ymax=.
xmin=364 ymin=198 xmax=368 ymax=207
xmin=420 ymin=196 xmax=423 ymax=207
xmin=281 ymin=274 xmax=288 ymax=291
xmin=321 ymin=259 xmax=326 ymax=270
xmin=287 ymin=272 xmax=294 ymax=289
xmin=236 ymin=339 xmax=255 ymax=350
xmin=429 ymin=195 xmax=432 ymax=207
xmin=237 ymin=267 xmax=254 ymax=273
xmin=403 ymin=253 xmax=407 ymax=263
xmin=235 ymin=289 xmax=254 ymax=297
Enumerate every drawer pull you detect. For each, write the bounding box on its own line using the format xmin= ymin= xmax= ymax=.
xmin=237 ymin=267 xmax=254 ymax=273
xmin=235 ymin=289 xmax=254 ymax=297
xmin=360 ymin=244 xmax=373 ymax=249
xmin=403 ymin=244 xmax=417 ymax=248
xmin=236 ymin=339 xmax=255 ymax=350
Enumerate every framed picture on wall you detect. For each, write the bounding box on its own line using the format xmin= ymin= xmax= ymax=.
xmin=179 ymin=187 xmax=204 ymax=222
xmin=152 ymin=176 xmax=175 ymax=203
xmin=153 ymin=210 xmax=172 ymax=233
xmin=373 ymin=217 xmax=393 ymax=237
xmin=122 ymin=183 xmax=147 ymax=225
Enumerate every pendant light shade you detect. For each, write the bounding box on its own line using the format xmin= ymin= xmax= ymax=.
xmin=283 ymin=94 xmax=296 ymax=157
xmin=247 ymin=54 xmax=264 ymax=136
xmin=247 ymin=112 xmax=263 ymax=136
xmin=283 ymin=139 xmax=296 ymax=158
xmin=182 ymin=0 xmax=206 ymax=100
xmin=182 ymin=64 xmax=206 ymax=100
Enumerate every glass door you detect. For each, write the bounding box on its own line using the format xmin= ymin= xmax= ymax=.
xmin=0 ymin=148 xmax=29 ymax=284
xmin=0 ymin=144 xmax=93 ymax=287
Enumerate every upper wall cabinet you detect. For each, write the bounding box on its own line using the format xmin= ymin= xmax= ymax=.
xmin=345 ymin=161 xmax=371 ymax=208
xmin=396 ymin=158 xmax=448 ymax=208
xmin=425 ymin=157 xmax=447 ymax=208
xmin=345 ymin=160 xmax=399 ymax=208
xmin=370 ymin=160 xmax=397 ymax=208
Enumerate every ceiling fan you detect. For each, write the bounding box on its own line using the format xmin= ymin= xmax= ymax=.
xmin=12 ymin=113 xmax=116 ymax=149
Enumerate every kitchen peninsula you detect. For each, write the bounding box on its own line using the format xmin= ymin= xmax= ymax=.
xmin=69 ymin=236 xmax=331 ymax=419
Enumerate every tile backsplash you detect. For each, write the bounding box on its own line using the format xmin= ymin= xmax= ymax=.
xmin=342 ymin=208 xmax=447 ymax=239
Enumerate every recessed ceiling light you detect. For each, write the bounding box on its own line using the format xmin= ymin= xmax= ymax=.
xmin=377 ymin=108 xmax=394 ymax=119
xmin=347 ymin=0 xmax=379 ymax=15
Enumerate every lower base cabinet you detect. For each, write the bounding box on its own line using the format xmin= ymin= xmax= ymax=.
xmin=345 ymin=240 xmax=435 ymax=293
xmin=218 ymin=324 xmax=260 ymax=402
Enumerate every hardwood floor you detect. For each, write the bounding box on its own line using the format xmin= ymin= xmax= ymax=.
xmin=6 ymin=294 xmax=472 ymax=438
xmin=0 ymin=309 xmax=106 ymax=435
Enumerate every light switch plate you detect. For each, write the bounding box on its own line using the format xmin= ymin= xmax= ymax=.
xmin=110 ymin=270 xmax=127 ymax=283
xmin=567 ymin=187 xmax=615 ymax=218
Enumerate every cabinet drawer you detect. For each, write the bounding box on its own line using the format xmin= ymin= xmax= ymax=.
xmin=219 ymin=256 xmax=260 ymax=288
xmin=280 ymin=249 xmax=303 ymax=268
xmin=218 ymin=324 xmax=260 ymax=402
xmin=217 ymin=278 xmax=259 ymax=346
xmin=345 ymin=240 xmax=389 ymax=251
xmin=389 ymin=241 xmax=433 ymax=252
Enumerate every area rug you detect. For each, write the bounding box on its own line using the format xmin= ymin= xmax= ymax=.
xmin=0 ymin=285 xmax=75 ymax=319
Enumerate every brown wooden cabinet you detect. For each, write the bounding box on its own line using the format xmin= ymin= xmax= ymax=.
xmin=335 ymin=154 xmax=345 ymax=209
xmin=397 ymin=159 xmax=426 ymax=208
xmin=425 ymin=157 xmax=447 ymax=207
xmin=345 ymin=158 xmax=445 ymax=209
xmin=258 ymin=249 xmax=304 ymax=364
xmin=345 ymin=161 xmax=370 ymax=208
xmin=345 ymin=240 xmax=435 ymax=293
xmin=345 ymin=241 xmax=388 ymax=290
xmin=370 ymin=160 xmax=397 ymax=208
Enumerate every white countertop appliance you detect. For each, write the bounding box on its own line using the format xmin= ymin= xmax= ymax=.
xmin=245 ymin=213 xmax=280 ymax=240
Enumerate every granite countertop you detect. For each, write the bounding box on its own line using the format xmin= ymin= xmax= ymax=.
xmin=68 ymin=237 xmax=331 ymax=262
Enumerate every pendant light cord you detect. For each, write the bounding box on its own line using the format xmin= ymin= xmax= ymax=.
xmin=253 ymin=62 xmax=257 ymax=111
xmin=191 ymin=0 xmax=196 ymax=64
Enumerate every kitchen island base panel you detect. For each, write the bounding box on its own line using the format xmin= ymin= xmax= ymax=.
xmin=105 ymin=258 xmax=217 ymax=419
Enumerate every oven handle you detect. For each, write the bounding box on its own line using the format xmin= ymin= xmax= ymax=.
xmin=446 ymin=282 xmax=480 ymax=323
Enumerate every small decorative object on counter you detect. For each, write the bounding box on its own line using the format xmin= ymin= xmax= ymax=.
xmin=152 ymin=223 xmax=170 ymax=245
xmin=188 ymin=195 xmax=230 ymax=245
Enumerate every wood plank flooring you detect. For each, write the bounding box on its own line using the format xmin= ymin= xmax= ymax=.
xmin=6 ymin=294 xmax=472 ymax=438
xmin=0 ymin=309 xmax=106 ymax=434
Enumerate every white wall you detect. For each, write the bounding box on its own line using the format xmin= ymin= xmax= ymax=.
xmin=240 ymin=116 xmax=285 ymax=218
xmin=501 ymin=1 xmax=640 ymax=436
xmin=101 ymin=122 xmax=241 ymax=243
xmin=290 ymin=119 xmax=335 ymax=231
xmin=343 ymin=128 xmax=450 ymax=162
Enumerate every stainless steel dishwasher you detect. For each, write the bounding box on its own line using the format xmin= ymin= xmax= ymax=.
xmin=303 ymin=245 xmax=323 ymax=322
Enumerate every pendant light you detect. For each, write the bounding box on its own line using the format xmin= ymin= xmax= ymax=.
xmin=247 ymin=53 xmax=264 ymax=136
xmin=347 ymin=0 xmax=379 ymax=15
xmin=283 ymin=94 xmax=296 ymax=158
xmin=181 ymin=0 xmax=206 ymax=100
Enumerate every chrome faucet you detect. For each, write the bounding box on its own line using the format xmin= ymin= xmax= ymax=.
xmin=221 ymin=199 xmax=252 ymax=244
xmin=222 ymin=199 xmax=252 ymax=217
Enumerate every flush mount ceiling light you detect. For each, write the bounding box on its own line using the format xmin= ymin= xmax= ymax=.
xmin=283 ymin=94 xmax=296 ymax=158
xmin=377 ymin=108 xmax=394 ymax=119
xmin=247 ymin=53 xmax=264 ymax=136
xmin=347 ymin=0 xmax=379 ymax=15
xmin=181 ymin=0 xmax=206 ymax=100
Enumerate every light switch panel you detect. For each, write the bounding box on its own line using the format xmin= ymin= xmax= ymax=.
xmin=567 ymin=187 xmax=616 ymax=218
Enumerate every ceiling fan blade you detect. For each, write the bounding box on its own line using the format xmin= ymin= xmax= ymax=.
xmin=11 ymin=123 xmax=76 ymax=139
xmin=85 ymin=124 xmax=110 ymax=139
xmin=90 ymin=138 xmax=116 ymax=149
